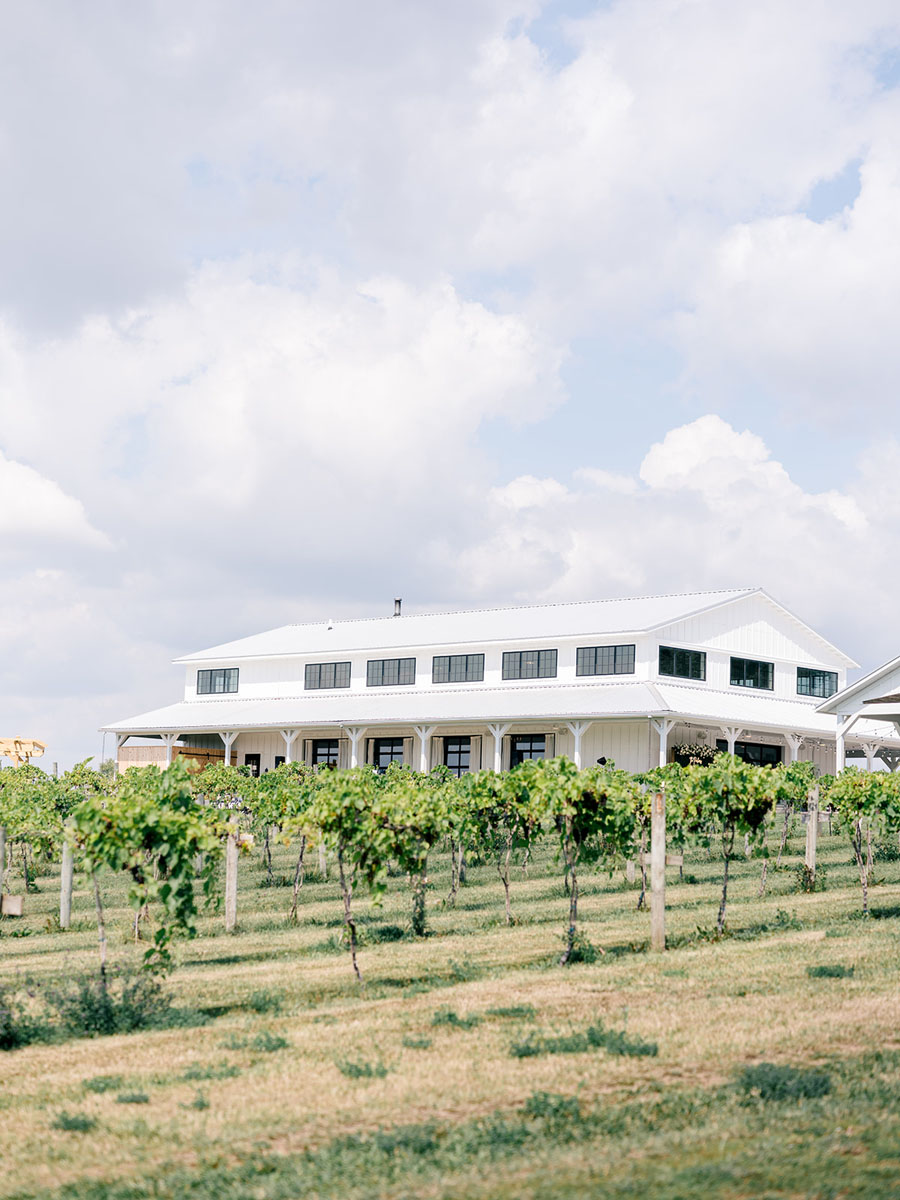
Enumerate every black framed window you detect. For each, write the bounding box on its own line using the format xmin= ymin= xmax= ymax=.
xmin=502 ymin=649 xmax=557 ymax=680
xmin=367 ymin=657 xmax=416 ymax=687
xmin=312 ymin=738 xmax=340 ymax=767
xmin=197 ymin=667 xmax=239 ymax=694
xmin=274 ymin=756 xmax=285 ymax=768
xmin=243 ymin=753 xmax=261 ymax=777
xmin=432 ymin=654 xmax=484 ymax=684
xmin=658 ymin=646 xmax=706 ymax=681
xmin=730 ymin=656 xmax=774 ymax=690
xmin=373 ymin=737 xmax=405 ymax=769
xmin=715 ymin=739 xmax=782 ymax=767
xmin=511 ymin=734 xmax=546 ymax=765
xmin=443 ymin=736 xmax=471 ymax=777
xmin=304 ymin=661 xmax=351 ymax=689
xmin=797 ymin=667 xmax=838 ymax=699
xmin=576 ymin=644 xmax=636 ymax=676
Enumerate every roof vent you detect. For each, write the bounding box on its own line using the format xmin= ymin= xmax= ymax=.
xmin=327 ymin=618 xmax=334 ymax=630
xmin=393 ymin=597 xmax=402 ymax=617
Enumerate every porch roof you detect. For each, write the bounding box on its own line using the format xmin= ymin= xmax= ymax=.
xmin=103 ymin=678 xmax=853 ymax=740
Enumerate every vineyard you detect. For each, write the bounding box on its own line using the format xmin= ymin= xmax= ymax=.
xmin=2 ymin=755 xmax=900 ymax=1199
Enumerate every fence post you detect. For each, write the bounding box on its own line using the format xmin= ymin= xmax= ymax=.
xmin=650 ymin=791 xmax=666 ymax=951
xmin=625 ymin=859 xmax=636 ymax=885
xmin=0 ymin=825 xmax=6 ymax=896
xmin=59 ymin=841 xmax=74 ymax=929
xmin=805 ymin=787 xmax=819 ymax=880
xmin=224 ymin=832 xmax=239 ymax=932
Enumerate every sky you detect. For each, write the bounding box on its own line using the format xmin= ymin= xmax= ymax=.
xmin=2 ymin=0 xmax=900 ymax=769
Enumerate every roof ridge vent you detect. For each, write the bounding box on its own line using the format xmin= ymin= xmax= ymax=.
xmin=393 ymin=597 xmax=402 ymax=617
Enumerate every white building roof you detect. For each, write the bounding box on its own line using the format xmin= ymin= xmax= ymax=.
xmin=104 ymin=678 xmax=845 ymax=739
xmin=176 ymin=588 xmax=763 ymax=663
xmin=817 ymin=651 xmax=900 ymax=715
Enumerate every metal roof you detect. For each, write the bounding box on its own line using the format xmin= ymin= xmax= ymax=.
xmin=817 ymin=652 xmax=900 ymax=714
xmin=104 ymin=677 xmax=849 ymax=739
xmin=175 ymin=588 xmax=760 ymax=663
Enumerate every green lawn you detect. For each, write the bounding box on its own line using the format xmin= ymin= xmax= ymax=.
xmin=1 ymin=822 xmax=899 ymax=1199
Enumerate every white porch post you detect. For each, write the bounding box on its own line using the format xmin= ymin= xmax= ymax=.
xmin=115 ymin=733 xmax=128 ymax=775
xmin=861 ymin=741 xmax=881 ymax=772
xmin=565 ymin=720 xmax=592 ymax=769
xmin=413 ymin=725 xmax=437 ymax=773
xmin=719 ymin=726 xmax=744 ymax=756
xmin=651 ymin=718 xmax=676 ymax=769
xmin=487 ymin=722 xmax=512 ymax=772
xmin=219 ymin=731 xmax=238 ymax=766
xmin=162 ymin=732 xmax=180 ymax=766
xmin=280 ymin=729 xmax=299 ymax=764
xmin=784 ymin=732 xmax=803 ymax=763
xmin=345 ymin=726 xmax=366 ymax=768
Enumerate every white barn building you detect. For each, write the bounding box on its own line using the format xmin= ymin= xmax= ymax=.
xmin=105 ymin=587 xmax=899 ymax=776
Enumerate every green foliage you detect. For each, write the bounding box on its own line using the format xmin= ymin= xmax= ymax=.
xmin=807 ymin=964 xmax=854 ymax=979
xmin=115 ymin=1092 xmax=149 ymax=1104
xmin=51 ymin=1112 xmax=97 ymax=1132
xmin=560 ymin=929 xmax=601 ymax=963
xmin=794 ymin=862 xmax=826 ymax=892
xmin=246 ymin=988 xmax=284 ymax=1014
xmin=737 ymin=1062 xmax=831 ymax=1102
xmin=431 ymin=1005 xmax=481 ymax=1030
xmin=486 ymin=1004 xmax=536 ymax=1019
xmin=44 ymin=970 xmax=173 ymax=1037
xmin=401 ymin=1035 xmax=432 ymax=1049
xmin=83 ymin=1075 xmax=126 ymax=1093
xmin=70 ymin=759 xmax=224 ymax=970
xmin=510 ymin=1021 xmax=657 ymax=1059
xmin=0 ymin=987 xmax=47 ymax=1050
xmin=180 ymin=1063 xmax=240 ymax=1081
xmin=335 ymin=1056 xmax=389 ymax=1079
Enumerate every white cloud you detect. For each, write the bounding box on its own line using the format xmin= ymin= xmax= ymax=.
xmin=447 ymin=416 xmax=888 ymax=660
xmin=0 ymin=450 xmax=109 ymax=549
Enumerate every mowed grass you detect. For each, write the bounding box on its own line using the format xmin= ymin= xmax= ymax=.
xmin=1 ymin=823 xmax=900 ymax=1199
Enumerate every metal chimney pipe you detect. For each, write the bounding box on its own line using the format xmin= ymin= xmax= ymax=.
xmin=393 ymin=597 xmax=402 ymax=617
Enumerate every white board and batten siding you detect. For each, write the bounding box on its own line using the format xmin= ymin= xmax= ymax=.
xmin=657 ymin=592 xmax=850 ymax=674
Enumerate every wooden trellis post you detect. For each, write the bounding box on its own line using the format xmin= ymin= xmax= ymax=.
xmin=650 ymin=791 xmax=666 ymax=951
xmin=224 ymin=830 xmax=253 ymax=932
xmin=805 ymin=787 xmax=819 ymax=881
xmin=59 ymin=841 xmax=74 ymax=929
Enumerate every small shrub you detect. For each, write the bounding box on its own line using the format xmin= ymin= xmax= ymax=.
xmin=0 ymin=989 xmax=46 ymax=1051
xmin=431 ymin=1006 xmax=481 ymax=1030
xmin=186 ymin=1091 xmax=209 ymax=1110
xmin=511 ymin=1021 xmax=657 ymax=1059
xmin=51 ymin=1112 xmax=97 ymax=1132
xmin=874 ymin=838 xmax=900 ymax=863
xmin=246 ymin=989 xmax=284 ymax=1015
xmin=807 ymin=964 xmax=854 ymax=979
xmin=562 ymin=931 xmax=601 ymax=964
xmin=593 ymin=1025 xmax=658 ymax=1057
xmin=7 ymin=926 xmax=33 ymax=938
xmin=738 ymin=1062 xmax=831 ymax=1102
xmin=83 ymin=1075 xmax=126 ymax=1094
xmin=794 ymin=863 xmax=826 ymax=893
xmin=487 ymin=1004 xmax=536 ymax=1020
xmin=401 ymin=1035 xmax=432 ymax=1049
xmin=369 ymin=924 xmax=406 ymax=943
xmin=44 ymin=970 xmax=172 ymax=1037
xmin=336 ymin=1057 xmax=389 ymax=1079
xmin=180 ymin=1062 xmax=240 ymax=1081
xmin=251 ymin=1031 xmax=289 ymax=1052
xmin=523 ymin=1090 xmax=582 ymax=1128
xmin=116 ymin=1092 xmax=149 ymax=1104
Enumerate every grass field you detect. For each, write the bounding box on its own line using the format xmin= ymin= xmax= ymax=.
xmin=2 ymin=821 xmax=900 ymax=1199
